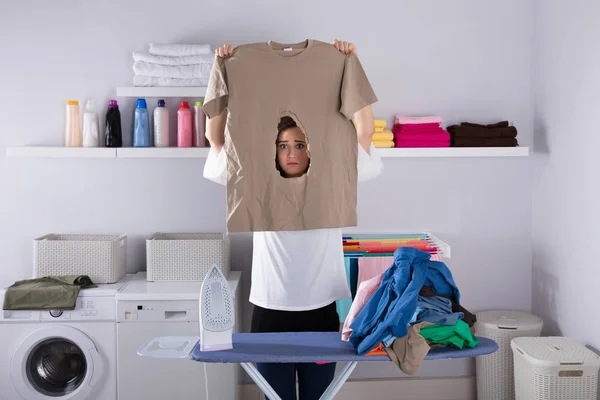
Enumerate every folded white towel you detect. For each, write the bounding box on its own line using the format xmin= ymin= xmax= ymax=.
xmin=133 ymin=52 xmax=215 ymax=66
xmin=149 ymin=43 xmax=212 ymax=57
xmin=133 ymin=75 xmax=209 ymax=87
xmin=133 ymin=61 xmax=213 ymax=79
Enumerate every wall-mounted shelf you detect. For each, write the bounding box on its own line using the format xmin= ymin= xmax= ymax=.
xmin=116 ymin=87 xmax=207 ymax=98
xmin=5 ymin=146 xmax=529 ymax=159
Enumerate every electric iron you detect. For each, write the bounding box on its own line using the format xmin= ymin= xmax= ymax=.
xmin=199 ymin=264 xmax=234 ymax=351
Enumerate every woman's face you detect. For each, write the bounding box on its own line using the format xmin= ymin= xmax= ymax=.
xmin=276 ymin=127 xmax=309 ymax=178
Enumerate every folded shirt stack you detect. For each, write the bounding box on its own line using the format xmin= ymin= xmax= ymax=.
xmin=392 ymin=115 xmax=450 ymax=148
xmin=372 ymin=120 xmax=394 ymax=148
xmin=132 ymin=43 xmax=214 ymax=87
xmin=446 ymin=121 xmax=519 ymax=147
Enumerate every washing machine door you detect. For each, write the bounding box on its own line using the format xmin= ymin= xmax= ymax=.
xmin=10 ymin=324 xmax=105 ymax=400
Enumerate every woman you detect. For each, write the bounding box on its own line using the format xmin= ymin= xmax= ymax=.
xmin=203 ymin=40 xmax=383 ymax=400
xmin=275 ymin=115 xmax=310 ymax=178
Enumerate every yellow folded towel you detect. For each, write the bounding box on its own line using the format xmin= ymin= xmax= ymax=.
xmin=372 ymin=140 xmax=394 ymax=148
xmin=373 ymin=130 xmax=393 ymax=141
xmin=375 ymin=120 xmax=387 ymax=129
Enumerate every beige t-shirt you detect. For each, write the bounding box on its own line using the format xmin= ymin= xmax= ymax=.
xmin=203 ymin=39 xmax=378 ymax=232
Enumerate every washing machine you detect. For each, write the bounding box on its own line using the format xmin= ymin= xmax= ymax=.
xmin=116 ymin=271 xmax=241 ymax=400
xmin=0 ymin=276 xmax=132 ymax=400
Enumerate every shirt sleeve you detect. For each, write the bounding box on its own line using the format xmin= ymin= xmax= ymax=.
xmin=357 ymin=143 xmax=384 ymax=182
xmin=202 ymin=56 xmax=229 ymax=118
xmin=340 ymin=54 xmax=378 ymax=120
xmin=203 ymin=147 xmax=227 ymax=186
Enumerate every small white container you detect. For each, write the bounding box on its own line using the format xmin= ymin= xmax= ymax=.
xmin=34 ymin=234 xmax=127 ymax=284
xmin=512 ymin=336 xmax=600 ymax=400
xmin=153 ymin=99 xmax=169 ymax=147
xmin=145 ymin=232 xmax=230 ymax=282
xmin=82 ymin=100 xmax=100 ymax=147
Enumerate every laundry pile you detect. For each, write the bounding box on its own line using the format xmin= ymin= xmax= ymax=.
xmin=340 ymin=246 xmax=477 ymax=375
xmin=446 ymin=121 xmax=519 ymax=147
xmin=392 ymin=115 xmax=451 ymax=148
xmin=371 ymin=120 xmax=394 ymax=148
xmin=132 ymin=43 xmax=214 ymax=87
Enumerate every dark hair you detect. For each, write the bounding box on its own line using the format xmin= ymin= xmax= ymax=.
xmin=275 ymin=116 xmax=310 ymax=178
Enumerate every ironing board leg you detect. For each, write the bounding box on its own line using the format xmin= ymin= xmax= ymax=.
xmin=240 ymin=362 xmax=282 ymax=400
xmin=318 ymin=361 xmax=358 ymax=400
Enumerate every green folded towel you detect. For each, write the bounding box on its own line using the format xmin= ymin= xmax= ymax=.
xmin=419 ymin=320 xmax=479 ymax=349
xmin=2 ymin=275 xmax=97 ymax=311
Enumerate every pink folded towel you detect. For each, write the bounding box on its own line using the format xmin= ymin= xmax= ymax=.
xmin=393 ymin=123 xmax=442 ymax=131
xmin=394 ymin=115 xmax=443 ymax=125
xmin=393 ymin=127 xmax=446 ymax=135
xmin=394 ymin=132 xmax=450 ymax=141
xmin=394 ymin=140 xmax=450 ymax=148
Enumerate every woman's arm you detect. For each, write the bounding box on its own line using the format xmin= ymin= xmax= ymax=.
xmin=205 ymin=110 xmax=226 ymax=155
xmin=354 ymin=105 xmax=375 ymax=154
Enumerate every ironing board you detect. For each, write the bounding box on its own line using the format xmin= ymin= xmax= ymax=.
xmin=138 ymin=331 xmax=498 ymax=400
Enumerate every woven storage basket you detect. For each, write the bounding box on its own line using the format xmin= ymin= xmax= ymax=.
xmin=34 ymin=234 xmax=127 ymax=284
xmin=512 ymin=336 xmax=600 ymax=400
xmin=475 ymin=310 xmax=543 ymax=400
xmin=146 ymin=232 xmax=230 ymax=281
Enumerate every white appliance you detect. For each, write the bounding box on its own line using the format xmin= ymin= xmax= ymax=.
xmin=116 ymin=271 xmax=241 ymax=400
xmin=199 ymin=265 xmax=234 ymax=351
xmin=0 ymin=276 xmax=132 ymax=400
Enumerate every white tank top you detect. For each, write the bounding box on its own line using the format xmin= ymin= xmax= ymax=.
xmin=203 ymin=143 xmax=384 ymax=311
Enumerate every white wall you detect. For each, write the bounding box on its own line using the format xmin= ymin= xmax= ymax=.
xmin=531 ymin=0 xmax=600 ymax=344
xmin=0 ymin=0 xmax=534 ymax=380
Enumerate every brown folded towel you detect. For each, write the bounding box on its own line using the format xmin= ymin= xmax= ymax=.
xmin=452 ymin=137 xmax=518 ymax=147
xmin=460 ymin=121 xmax=510 ymax=129
xmin=447 ymin=124 xmax=518 ymax=139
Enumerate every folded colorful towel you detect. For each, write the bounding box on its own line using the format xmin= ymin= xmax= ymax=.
xmin=395 ymin=115 xmax=443 ymax=125
xmin=373 ymin=140 xmax=395 ymax=148
xmin=393 ymin=123 xmax=442 ymax=132
xmin=447 ymin=124 xmax=518 ymax=139
xmin=373 ymin=131 xmax=394 ymax=141
xmin=394 ymin=132 xmax=450 ymax=141
xmin=133 ymin=52 xmax=215 ymax=66
xmin=375 ymin=120 xmax=387 ymax=129
xmin=394 ymin=140 xmax=450 ymax=148
xmin=149 ymin=43 xmax=212 ymax=57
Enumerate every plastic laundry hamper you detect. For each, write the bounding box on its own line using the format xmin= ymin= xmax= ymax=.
xmin=474 ymin=310 xmax=543 ymax=400
xmin=511 ymin=336 xmax=600 ymax=400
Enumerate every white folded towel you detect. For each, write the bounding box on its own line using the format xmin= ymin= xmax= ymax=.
xmin=149 ymin=43 xmax=212 ymax=57
xmin=133 ymin=61 xmax=213 ymax=79
xmin=133 ymin=52 xmax=215 ymax=66
xmin=133 ymin=75 xmax=209 ymax=87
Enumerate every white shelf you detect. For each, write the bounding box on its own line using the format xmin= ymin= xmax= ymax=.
xmin=375 ymin=146 xmax=529 ymax=158
xmin=5 ymin=146 xmax=529 ymax=159
xmin=5 ymin=146 xmax=117 ymax=158
xmin=116 ymin=147 xmax=210 ymax=158
xmin=116 ymin=86 xmax=207 ymax=98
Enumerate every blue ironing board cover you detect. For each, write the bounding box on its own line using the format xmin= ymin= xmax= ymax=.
xmin=190 ymin=331 xmax=498 ymax=363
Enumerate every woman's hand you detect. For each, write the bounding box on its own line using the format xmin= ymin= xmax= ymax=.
xmin=333 ymin=40 xmax=358 ymax=57
xmin=216 ymin=44 xmax=235 ymax=58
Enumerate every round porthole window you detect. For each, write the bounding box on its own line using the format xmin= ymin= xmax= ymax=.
xmin=25 ymin=338 xmax=87 ymax=396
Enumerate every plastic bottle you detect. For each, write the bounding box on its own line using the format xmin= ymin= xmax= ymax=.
xmin=105 ymin=100 xmax=122 ymax=148
xmin=177 ymin=101 xmax=193 ymax=147
xmin=65 ymin=100 xmax=81 ymax=147
xmin=153 ymin=99 xmax=169 ymax=147
xmin=134 ymin=98 xmax=151 ymax=147
xmin=82 ymin=100 xmax=100 ymax=147
xmin=193 ymin=101 xmax=206 ymax=147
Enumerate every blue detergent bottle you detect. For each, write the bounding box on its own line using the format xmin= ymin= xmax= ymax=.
xmin=133 ymin=98 xmax=151 ymax=147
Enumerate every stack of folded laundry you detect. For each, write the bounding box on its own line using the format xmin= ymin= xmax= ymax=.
xmin=446 ymin=121 xmax=519 ymax=147
xmin=132 ymin=43 xmax=214 ymax=87
xmin=392 ymin=115 xmax=450 ymax=148
xmin=372 ymin=120 xmax=394 ymax=148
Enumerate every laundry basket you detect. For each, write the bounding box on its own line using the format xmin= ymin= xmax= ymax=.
xmin=474 ymin=310 xmax=543 ymax=400
xmin=146 ymin=232 xmax=230 ymax=281
xmin=511 ymin=336 xmax=600 ymax=400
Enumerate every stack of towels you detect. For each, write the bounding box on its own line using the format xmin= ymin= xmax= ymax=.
xmin=392 ymin=115 xmax=451 ymax=148
xmin=372 ymin=120 xmax=394 ymax=148
xmin=132 ymin=43 xmax=214 ymax=87
xmin=446 ymin=121 xmax=519 ymax=147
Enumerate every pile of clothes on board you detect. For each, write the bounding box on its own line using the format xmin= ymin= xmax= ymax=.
xmin=341 ymin=247 xmax=477 ymax=375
